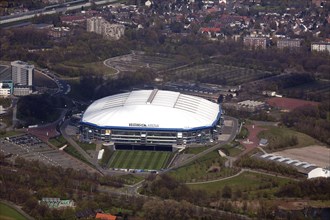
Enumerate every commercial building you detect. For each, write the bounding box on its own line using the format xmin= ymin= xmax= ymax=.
xmin=0 ymin=81 xmax=13 ymax=96
xmin=86 ymin=17 xmax=125 ymax=40
xmin=11 ymin=60 xmax=34 ymax=86
xmin=81 ymin=89 xmax=223 ymax=147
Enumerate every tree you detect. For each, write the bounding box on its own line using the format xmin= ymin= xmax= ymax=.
xmin=222 ymin=185 xmax=232 ymax=199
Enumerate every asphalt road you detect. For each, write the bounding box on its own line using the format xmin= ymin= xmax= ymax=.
xmin=0 ymin=0 xmax=118 ymax=25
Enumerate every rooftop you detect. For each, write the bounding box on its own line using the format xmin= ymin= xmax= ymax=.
xmin=82 ymin=89 xmax=221 ymax=130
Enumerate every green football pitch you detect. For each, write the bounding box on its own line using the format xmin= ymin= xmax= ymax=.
xmin=108 ymin=150 xmax=172 ymax=170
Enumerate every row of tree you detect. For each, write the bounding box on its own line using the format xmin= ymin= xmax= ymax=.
xmin=235 ymin=156 xmax=301 ymax=177
xmin=281 ymin=103 xmax=330 ymax=145
xmin=276 ymin=178 xmax=330 ymax=200
xmin=2 ymin=154 xmax=240 ymax=220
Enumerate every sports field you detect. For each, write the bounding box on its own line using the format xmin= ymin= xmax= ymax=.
xmin=108 ymin=150 xmax=172 ymax=170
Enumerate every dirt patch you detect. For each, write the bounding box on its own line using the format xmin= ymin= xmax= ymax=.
xmin=278 ymin=200 xmax=309 ymax=211
xmin=267 ymin=97 xmax=319 ymax=111
xmin=239 ymin=124 xmax=267 ymax=155
xmin=273 ymin=145 xmax=330 ymax=168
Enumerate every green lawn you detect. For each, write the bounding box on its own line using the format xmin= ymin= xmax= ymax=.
xmin=57 ymin=61 xmax=117 ymax=77
xmin=49 ymin=135 xmax=67 ymax=148
xmin=108 ymin=150 xmax=171 ymax=170
xmin=0 ymin=130 xmax=23 ymax=138
xmin=183 ymin=146 xmax=209 ymax=154
xmin=64 ymin=145 xmax=91 ymax=165
xmin=220 ymin=143 xmax=244 ymax=157
xmin=258 ymin=126 xmax=318 ymax=149
xmin=77 ymin=141 xmax=96 ymax=151
xmin=188 ymin=171 xmax=292 ymax=199
xmin=169 ymin=150 xmax=239 ymax=182
xmin=116 ymin=174 xmax=145 ymax=185
xmin=0 ymin=202 xmax=27 ymax=220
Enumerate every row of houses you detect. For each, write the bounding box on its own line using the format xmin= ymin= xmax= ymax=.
xmin=243 ymin=36 xmax=330 ymax=53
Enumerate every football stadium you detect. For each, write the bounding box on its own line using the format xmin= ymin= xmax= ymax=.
xmin=80 ymin=89 xmax=222 ymax=150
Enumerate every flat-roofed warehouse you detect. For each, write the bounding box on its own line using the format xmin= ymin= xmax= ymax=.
xmin=80 ymin=89 xmax=223 ymax=148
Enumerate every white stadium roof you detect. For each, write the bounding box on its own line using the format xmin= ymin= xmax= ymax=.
xmin=82 ymin=89 xmax=221 ymax=130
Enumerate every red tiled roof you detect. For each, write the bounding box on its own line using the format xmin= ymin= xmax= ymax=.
xmin=200 ymin=27 xmax=221 ymax=33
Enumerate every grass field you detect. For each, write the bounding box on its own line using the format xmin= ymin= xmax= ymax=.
xmin=49 ymin=135 xmax=67 ymax=148
xmin=220 ymin=143 xmax=244 ymax=157
xmin=55 ymin=61 xmax=117 ymax=77
xmin=188 ymin=171 xmax=292 ymax=199
xmin=0 ymin=130 xmax=23 ymax=138
xmin=258 ymin=126 xmax=319 ymax=150
xmin=184 ymin=146 xmax=210 ymax=154
xmin=167 ymin=63 xmax=277 ymax=85
xmin=77 ymin=141 xmax=96 ymax=151
xmin=108 ymin=150 xmax=172 ymax=170
xmin=169 ymin=150 xmax=239 ymax=182
xmin=0 ymin=202 xmax=27 ymax=220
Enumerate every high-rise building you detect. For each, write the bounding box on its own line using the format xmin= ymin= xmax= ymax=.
xmin=243 ymin=36 xmax=268 ymax=49
xmin=11 ymin=60 xmax=34 ymax=86
xmin=277 ymin=39 xmax=301 ymax=49
xmin=86 ymin=17 xmax=125 ymax=40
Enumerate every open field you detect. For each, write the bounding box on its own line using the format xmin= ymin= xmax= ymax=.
xmin=267 ymin=97 xmax=319 ymax=111
xmin=167 ymin=63 xmax=277 ymax=85
xmin=169 ymin=150 xmax=238 ymax=182
xmin=258 ymin=126 xmax=319 ymax=149
xmin=188 ymin=171 xmax=292 ymax=198
xmin=104 ymin=53 xmax=188 ymax=72
xmin=273 ymin=145 xmax=330 ymax=168
xmin=55 ymin=61 xmax=117 ymax=77
xmin=0 ymin=202 xmax=27 ymax=220
xmin=108 ymin=150 xmax=172 ymax=170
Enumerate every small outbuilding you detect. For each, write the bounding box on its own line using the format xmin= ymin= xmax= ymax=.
xmin=259 ymin=138 xmax=268 ymax=146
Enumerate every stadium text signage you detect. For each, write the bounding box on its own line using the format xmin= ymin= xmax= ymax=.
xmin=129 ymin=123 xmax=159 ymax=128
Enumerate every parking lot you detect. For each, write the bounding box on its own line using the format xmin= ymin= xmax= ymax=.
xmin=0 ymin=134 xmax=93 ymax=171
